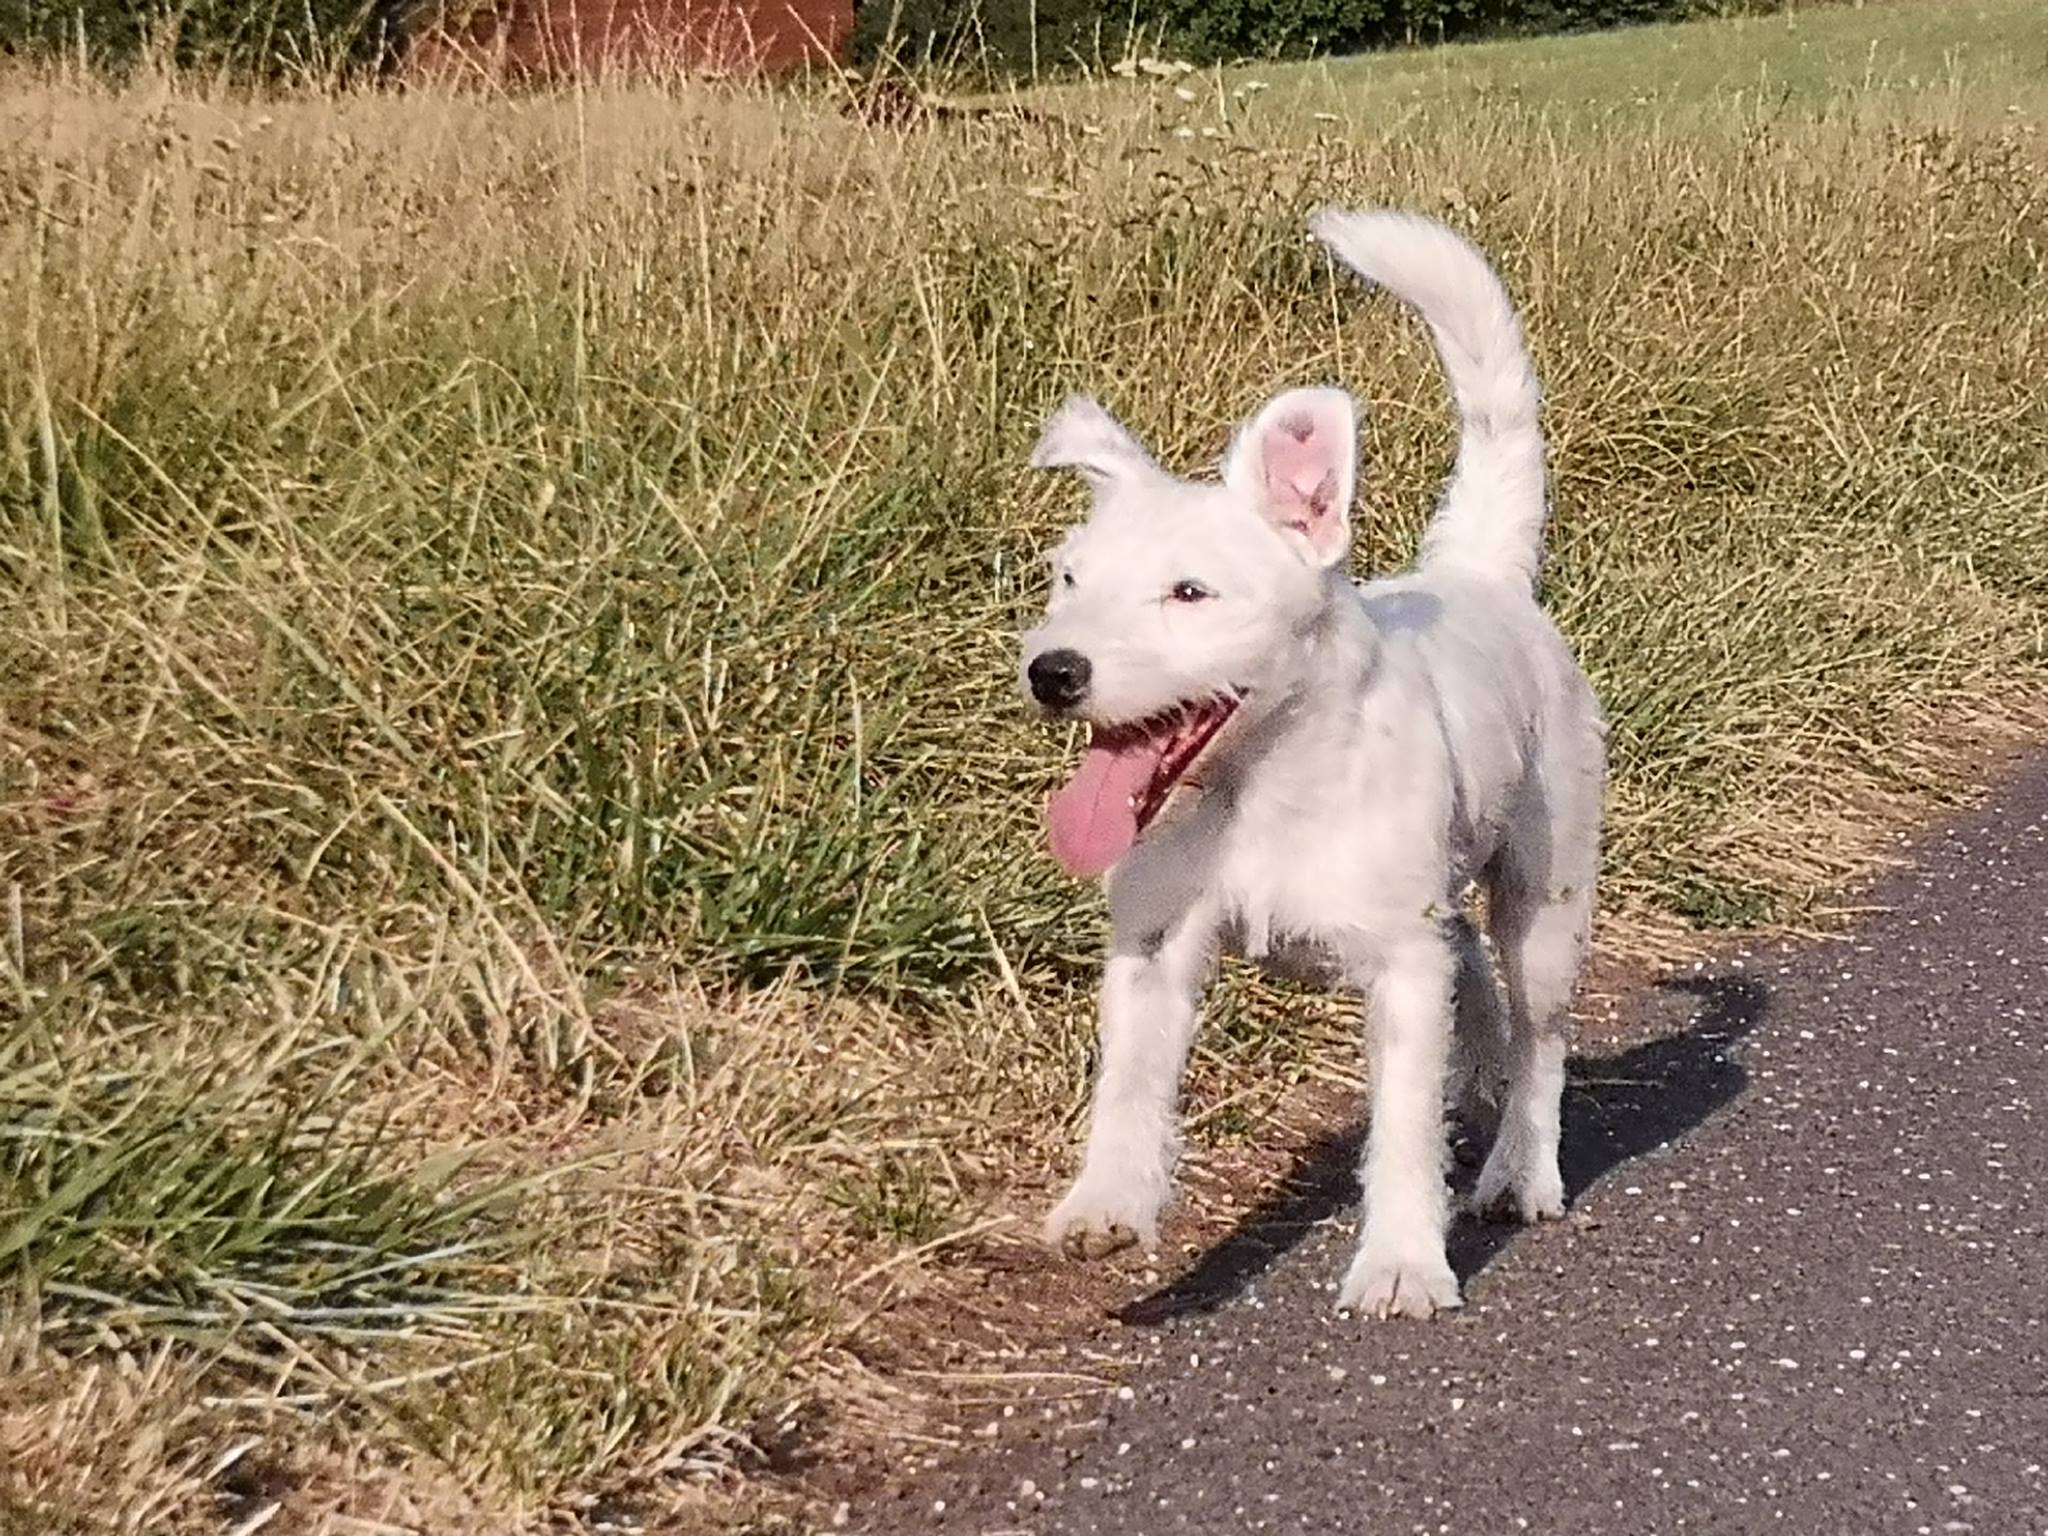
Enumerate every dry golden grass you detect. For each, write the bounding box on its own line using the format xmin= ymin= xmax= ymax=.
xmin=2 ymin=1 xmax=2045 ymax=1528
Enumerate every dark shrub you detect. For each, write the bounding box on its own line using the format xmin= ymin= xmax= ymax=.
xmin=855 ymin=0 xmax=1776 ymax=72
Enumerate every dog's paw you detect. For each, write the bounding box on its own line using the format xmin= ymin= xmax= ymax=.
xmin=1042 ymin=1179 xmax=1162 ymax=1260
xmin=1472 ymin=1149 xmax=1566 ymax=1225
xmin=1336 ymin=1244 xmax=1462 ymax=1320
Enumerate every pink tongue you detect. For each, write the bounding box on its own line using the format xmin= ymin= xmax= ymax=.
xmin=1047 ymin=738 xmax=1164 ymax=878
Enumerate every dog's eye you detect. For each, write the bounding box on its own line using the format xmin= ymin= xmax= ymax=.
xmin=1061 ymin=570 xmax=1077 ymax=589
xmin=1167 ymin=579 xmax=1215 ymax=604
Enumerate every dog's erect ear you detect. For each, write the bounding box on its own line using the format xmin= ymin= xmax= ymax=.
xmin=1030 ymin=395 xmax=1159 ymax=491
xmin=1223 ymin=386 xmax=1359 ymax=567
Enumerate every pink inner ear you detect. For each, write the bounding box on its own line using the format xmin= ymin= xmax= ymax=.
xmin=1261 ymin=412 xmax=1337 ymax=533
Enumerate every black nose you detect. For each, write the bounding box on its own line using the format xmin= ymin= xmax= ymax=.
xmin=1028 ymin=649 xmax=1091 ymax=711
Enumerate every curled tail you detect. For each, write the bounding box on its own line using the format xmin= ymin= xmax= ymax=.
xmin=1310 ymin=207 xmax=1547 ymax=589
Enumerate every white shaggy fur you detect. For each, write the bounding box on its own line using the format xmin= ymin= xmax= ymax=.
xmin=1019 ymin=208 xmax=1606 ymax=1318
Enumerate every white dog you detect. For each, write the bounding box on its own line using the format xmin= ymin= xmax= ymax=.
xmin=1018 ymin=208 xmax=1605 ymax=1319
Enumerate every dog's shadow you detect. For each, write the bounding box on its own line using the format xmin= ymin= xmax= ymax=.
xmin=1117 ymin=974 xmax=1766 ymax=1326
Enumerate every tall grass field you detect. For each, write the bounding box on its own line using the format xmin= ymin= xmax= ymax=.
xmin=2 ymin=0 xmax=2045 ymax=1528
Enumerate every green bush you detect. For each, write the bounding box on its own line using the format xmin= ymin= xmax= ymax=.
xmin=855 ymin=0 xmax=1774 ymax=71
xmin=0 ymin=0 xmax=405 ymax=74
xmin=853 ymin=0 xmax=1136 ymax=73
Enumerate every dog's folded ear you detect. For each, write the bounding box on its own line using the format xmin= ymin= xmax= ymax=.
xmin=1029 ymin=395 xmax=1160 ymax=491
xmin=1223 ymin=386 xmax=1359 ymax=567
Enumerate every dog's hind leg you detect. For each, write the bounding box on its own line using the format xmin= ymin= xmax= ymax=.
xmin=1337 ymin=928 xmax=1462 ymax=1319
xmin=1446 ymin=911 xmax=1509 ymax=1163
xmin=1043 ymin=914 xmax=1215 ymax=1259
xmin=1475 ymin=787 xmax=1599 ymax=1223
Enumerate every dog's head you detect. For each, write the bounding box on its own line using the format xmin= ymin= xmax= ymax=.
xmin=1019 ymin=388 xmax=1360 ymax=878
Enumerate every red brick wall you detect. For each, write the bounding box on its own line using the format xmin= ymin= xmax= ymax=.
xmin=409 ymin=0 xmax=851 ymax=78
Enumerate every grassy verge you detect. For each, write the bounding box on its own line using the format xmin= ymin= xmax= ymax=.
xmin=2 ymin=0 xmax=2045 ymax=1527
xmin=1196 ymin=0 xmax=2048 ymax=126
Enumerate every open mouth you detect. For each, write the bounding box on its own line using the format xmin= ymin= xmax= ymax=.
xmin=1045 ymin=696 xmax=1242 ymax=878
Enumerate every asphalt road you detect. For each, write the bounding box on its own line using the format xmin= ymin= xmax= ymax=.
xmin=878 ymin=755 xmax=2048 ymax=1536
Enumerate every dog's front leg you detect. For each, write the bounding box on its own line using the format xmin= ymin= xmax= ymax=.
xmin=1338 ymin=930 xmax=1462 ymax=1319
xmin=1044 ymin=916 xmax=1213 ymax=1259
